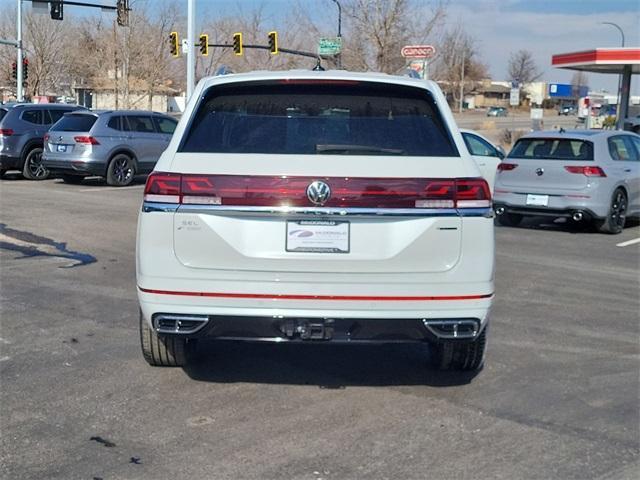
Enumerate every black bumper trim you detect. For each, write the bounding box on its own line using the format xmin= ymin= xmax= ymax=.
xmin=156 ymin=315 xmax=485 ymax=344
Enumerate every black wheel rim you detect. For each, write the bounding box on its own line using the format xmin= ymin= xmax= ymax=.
xmin=113 ymin=157 xmax=133 ymax=184
xmin=28 ymin=150 xmax=47 ymax=179
xmin=611 ymin=191 xmax=627 ymax=229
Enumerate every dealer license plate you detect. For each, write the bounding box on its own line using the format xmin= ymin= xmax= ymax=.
xmin=526 ymin=194 xmax=549 ymax=206
xmin=286 ymin=220 xmax=350 ymax=253
xmin=56 ymin=144 xmax=67 ymax=153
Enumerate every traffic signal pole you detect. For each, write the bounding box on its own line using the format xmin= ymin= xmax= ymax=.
xmin=186 ymin=0 xmax=195 ymax=101
xmin=16 ymin=0 xmax=24 ymax=101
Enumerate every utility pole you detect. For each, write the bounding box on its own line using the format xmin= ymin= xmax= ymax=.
xmin=16 ymin=0 xmax=24 ymax=101
xmin=186 ymin=0 xmax=195 ymax=101
xmin=459 ymin=48 xmax=465 ymax=113
xmin=331 ymin=0 xmax=342 ymax=69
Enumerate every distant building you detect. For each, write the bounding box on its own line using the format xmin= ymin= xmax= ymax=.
xmin=72 ymin=77 xmax=181 ymax=112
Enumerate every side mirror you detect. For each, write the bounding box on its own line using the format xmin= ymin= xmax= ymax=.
xmin=495 ymin=145 xmax=506 ymax=159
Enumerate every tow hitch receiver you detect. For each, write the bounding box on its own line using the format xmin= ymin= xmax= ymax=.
xmin=281 ymin=319 xmax=335 ymax=340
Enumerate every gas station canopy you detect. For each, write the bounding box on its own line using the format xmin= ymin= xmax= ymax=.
xmin=551 ymin=48 xmax=640 ymax=129
xmin=552 ymin=48 xmax=640 ymax=74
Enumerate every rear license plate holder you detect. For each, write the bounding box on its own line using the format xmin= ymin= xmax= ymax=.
xmin=286 ymin=220 xmax=350 ymax=253
xmin=56 ymin=144 xmax=67 ymax=153
xmin=526 ymin=194 xmax=549 ymax=206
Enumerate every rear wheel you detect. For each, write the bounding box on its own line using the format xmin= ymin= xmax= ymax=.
xmin=106 ymin=153 xmax=135 ymax=186
xmin=22 ymin=147 xmax=49 ymax=180
xmin=0 ymin=169 xmax=7 ymax=179
xmin=61 ymin=174 xmax=85 ymax=184
xmin=496 ymin=212 xmax=523 ymax=227
xmin=596 ymin=189 xmax=627 ymax=234
xmin=430 ymin=327 xmax=487 ymax=371
xmin=139 ymin=312 xmax=191 ymax=367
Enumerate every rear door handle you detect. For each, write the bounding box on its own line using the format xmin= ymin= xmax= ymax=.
xmin=624 ymin=168 xmax=632 ymax=172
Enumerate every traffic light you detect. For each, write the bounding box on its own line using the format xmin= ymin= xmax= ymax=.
xmin=169 ymin=31 xmax=180 ymax=58
xmin=116 ymin=0 xmax=129 ymax=27
xmin=199 ymin=34 xmax=209 ymax=56
xmin=268 ymin=31 xmax=278 ymax=55
xmin=50 ymin=1 xmax=63 ymax=21
xmin=23 ymin=58 xmax=28 ymax=81
xmin=11 ymin=62 xmax=17 ymax=80
xmin=233 ymin=32 xmax=243 ymax=56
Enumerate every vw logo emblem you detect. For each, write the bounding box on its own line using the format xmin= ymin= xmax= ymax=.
xmin=58 ymin=136 xmax=63 ymax=142
xmin=536 ymin=168 xmax=544 ymax=176
xmin=306 ymin=180 xmax=331 ymax=206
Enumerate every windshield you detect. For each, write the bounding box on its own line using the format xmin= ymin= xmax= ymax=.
xmin=509 ymin=138 xmax=594 ymax=161
xmin=179 ymin=81 xmax=457 ymax=156
xmin=50 ymin=114 xmax=98 ymax=132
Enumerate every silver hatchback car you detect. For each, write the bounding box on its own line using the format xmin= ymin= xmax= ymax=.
xmin=493 ymin=130 xmax=640 ymax=233
xmin=42 ymin=110 xmax=177 ymax=186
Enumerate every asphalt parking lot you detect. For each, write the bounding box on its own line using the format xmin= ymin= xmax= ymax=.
xmin=1 ymin=175 xmax=639 ymax=480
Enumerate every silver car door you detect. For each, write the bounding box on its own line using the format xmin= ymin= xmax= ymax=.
xmin=624 ymin=135 xmax=640 ymax=214
xmin=124 ymin=115 xmax=157 ymax=171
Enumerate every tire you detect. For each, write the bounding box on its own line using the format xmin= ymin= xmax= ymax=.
xmin=106 ymin=153 xmax=135 ymax=186
xmin=139 ymin=311 xmax=191 ymax=367
xmin=61 ymin=174 xmax=85 ymax=184
xmin=430 ymin=326 xmax=487 ymax=371
xmin=22 ymin=147 xmax=49 ymax=180
xmin=0 ymin=169 xmax=7 ymax=179
xmin=595 ymin=188 xmax=627 ymax=234
xmin=496 ymin=212 xmax=523 ymax=227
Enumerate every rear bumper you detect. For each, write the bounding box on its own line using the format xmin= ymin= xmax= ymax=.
xmin=493 ymin=190 xmax=608 ymax=219
xmin=147 ymin=312 xmax=488 ymax=343
xmin=42 ymin=157 xmax=106 ymax=176
xmin=0 ymin=153 xmax=21 ymax=170
xmin=494 ymin=203 xmax=601 ymax=220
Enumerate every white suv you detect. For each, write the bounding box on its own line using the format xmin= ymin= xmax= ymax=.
xmin=136 ymin=70 xmax=495 ymax=371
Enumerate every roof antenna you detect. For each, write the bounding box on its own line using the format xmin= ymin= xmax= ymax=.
xmin=312 ymin=58 xmax=325 ymax=71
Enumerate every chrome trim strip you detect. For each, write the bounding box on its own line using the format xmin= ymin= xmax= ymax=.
xmin=142 ymin=202 xmax=493 ymax=218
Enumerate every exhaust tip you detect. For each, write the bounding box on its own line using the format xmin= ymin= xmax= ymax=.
xmin=422 ymin=319 xmax=480 ymax=339
xmin=495 ymin=207 xmax=505 ymax=216
xmin=153 ymin=314 xmax=209 ymax=334
xmin=572 ymin=211 xmax=584 ymax=222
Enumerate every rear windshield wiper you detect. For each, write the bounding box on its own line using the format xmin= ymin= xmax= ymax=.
xmin=316 ymin=144 xmax=405 ymax=155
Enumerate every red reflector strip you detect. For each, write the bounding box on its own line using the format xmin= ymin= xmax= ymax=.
xmin=138 ymin=287 xmax=493 ymax=301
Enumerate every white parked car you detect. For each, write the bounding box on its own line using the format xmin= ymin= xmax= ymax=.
xmin=136 ymin=70 xmax=495 ymax=371
xmin=460 ymin=128 xmax=505 ymax=193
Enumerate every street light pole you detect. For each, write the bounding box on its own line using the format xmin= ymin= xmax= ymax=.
xmin=16 ymin=0 xmax=23 ymax=101
xmin=600 ymin=22 xmax=625 ymax=129
xmin=459 ymin=48 xmax=465 ymax=113
xmin=186 ymin=0 xmax=195 ymax=102
xmin=331 ymin=0 xmax=342 ymax=69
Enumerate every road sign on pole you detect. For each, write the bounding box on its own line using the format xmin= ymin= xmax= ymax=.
xmin=318 ymin=37 xmax=342 ymax=56
xmin=401 ymin=45 xmax=436 ymax=59
xmin=510 ymin=88 xmax=520 ymax=106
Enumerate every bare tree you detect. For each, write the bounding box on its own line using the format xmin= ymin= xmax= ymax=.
xmin=432 ymin=25 xmax=488 ymax=105
xmin=507 ymin=49 xmax=542 ymax=85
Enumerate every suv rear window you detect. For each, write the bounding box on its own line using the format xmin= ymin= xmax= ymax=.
xmin=0 ymin=109 xmax=7 ymax=122
xmin=509 ymin=138 xmax=593 ymax=161
xmin=51 ymin=114 xmax=97 ymax=132
xmin=179 ymin=81 xmax=457 ymax=156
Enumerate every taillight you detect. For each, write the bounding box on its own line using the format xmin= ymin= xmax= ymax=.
xmin=0 ymin=128 xmax=14 ymax=136
xmin=564 ymin=166 xmax=606 ymax=177
xmin=44 ymin=133 xmax=50 ymax=142
xmin=497 ymin=163 xmax=518 ymax=172
xmin=144 ymin=173 xmax=492 ymax=209
xmin=74 ymin=136 xmax=100 ymax=145
xmin=455 ymin=179 xmax=492 ymax=208
xmin=144 ymin=172 xmax=181 ymax=203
